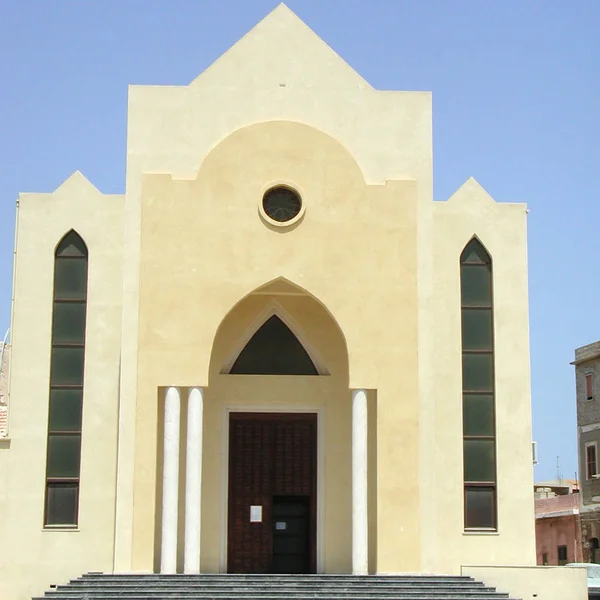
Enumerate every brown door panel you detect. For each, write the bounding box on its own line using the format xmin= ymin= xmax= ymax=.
xmin=227 ymin=413 xmax=317 ymax=574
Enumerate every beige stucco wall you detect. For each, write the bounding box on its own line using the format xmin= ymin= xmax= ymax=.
xmin=0 ymin=173 xmax=124 ymax=600
xmin=462 ymin=565 xmax=588 ymax=600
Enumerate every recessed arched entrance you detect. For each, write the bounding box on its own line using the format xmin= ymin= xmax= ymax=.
xmin=153 ymin=279 xmax=373 ymax=576
xmin=206 ymin=279 xmax=350 ymax=574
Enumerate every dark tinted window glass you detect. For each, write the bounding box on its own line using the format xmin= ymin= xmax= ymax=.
xmin=558 ymin=545 xmax=568 ymax=565
xmin=52 ymin=302 xmax=86 ymax=344
xmin=463 ymin=394 xmax=494 ymax=437
xmin=461 ymin=266 xmax=491 ymax=307
xmin=56 ymin=233 xmax=87 ymax=257
xmin=262 ymin=187 xmax=302 ymax=223
xmin=48 ymin=389 xmax=83 ymax=432
xmin=461 ymin=241 xmax=490 ymax=265
xmin=231 ymin=316 xmax=318 ymax=375
xmin=461 ymin=238 xmax=495 ymax=530
xmin=45 ymin=231 xmax=87 ymax=529
xmin=47 ymin=434 xmax=81 ymax=477
xmin=46 ymin=482 xmax=78 ymax=526
xmin=464 ymin=439 xmax=495 ymax=482
xmin=54 ymin=259 xmax=87 ymax=300
xmin=462 ymin=353 xmax=493 ymax=392
xmin=51 ymin=347 xmax=85 ymax=385
xmin=461 ymin=309 xmax=492 ymax=351
xmin=465 ymin=487 xmax=495 ymax=528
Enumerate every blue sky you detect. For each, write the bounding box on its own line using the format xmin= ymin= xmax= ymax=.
xmin=0 ymin=1 xmax=598 ymax=482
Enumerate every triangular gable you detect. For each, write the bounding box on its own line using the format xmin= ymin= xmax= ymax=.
xmin=447 ymin=177 xmax=496 ymax=206
xmin=53 ymin=171 xmax=102 ymax=196
xmin=190 ymin=3 xmax=371 ymax=90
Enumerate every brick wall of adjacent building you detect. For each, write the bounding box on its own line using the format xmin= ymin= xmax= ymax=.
xmin=535 ymin=493 xmax=583 ymax=565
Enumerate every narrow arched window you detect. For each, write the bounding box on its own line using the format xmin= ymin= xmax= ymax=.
xmin=44 ymin=231 xmax=88 ymax=527
xmin=460 ymin=238 xmax=496 ymax=530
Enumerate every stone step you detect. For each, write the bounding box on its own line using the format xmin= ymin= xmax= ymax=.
xmin=33 ymin=573 xmax=519 ymax=600
xmin=65 ymin=579 xmax=489 ymax=587
xmin=59 ymin=585 xmax=492 ymax=592
xmin=77 ymin=575 xmax=479 ymax=582
xmin=72 ymin=579 xmax=481 ymax=584
xmin=45 ymin=589 xmax=507 ymax=596
xmin=36 ymin=596 xmax=512 ymax=600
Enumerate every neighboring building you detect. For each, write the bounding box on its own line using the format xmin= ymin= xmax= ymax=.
xmin=535 ymin=481 xmax=583 ymax=566
xmin=0 ymin=340 xmax=9 ymax=437
xmin=574 ymin=340 xmax=600 ymax=563
xmin=0 ymin=5 xmax=539 ymax=600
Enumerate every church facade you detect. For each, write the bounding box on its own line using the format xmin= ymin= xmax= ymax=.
xmin=0 ymin=6 xmax=537 ymax=599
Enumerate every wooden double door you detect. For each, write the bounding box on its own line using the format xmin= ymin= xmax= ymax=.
xmin=227 ymin=413 xmax=317 ymax=574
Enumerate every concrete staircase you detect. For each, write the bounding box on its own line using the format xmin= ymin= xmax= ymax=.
xmin=33 ymin=573 xmax=520 ymax=600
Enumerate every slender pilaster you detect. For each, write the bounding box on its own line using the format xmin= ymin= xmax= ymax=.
xmin=184 ymin=387 xmax=204 ymax=574
xmin=352 ymin=388 xmax=368 ymax=575
xmin=161 ymin=386 xmax=181 ymax=574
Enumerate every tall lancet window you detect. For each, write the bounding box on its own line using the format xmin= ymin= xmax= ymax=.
xmin=460 ymin=238 xmax=496 ymax=530
xmin=44 ymin=231 xmax=88 ymax=527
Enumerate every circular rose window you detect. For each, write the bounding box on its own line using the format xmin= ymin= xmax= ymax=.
xmin=262 ymin=186 xmax=302 ymax=223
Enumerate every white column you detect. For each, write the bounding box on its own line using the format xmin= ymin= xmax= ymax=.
xmin=352 ymin=388 xmax=368 ymax=575
xmin=184 ymin=387 xmax=204 ymax=574
xmin=161 ymin=386 xmax=181 ymax=574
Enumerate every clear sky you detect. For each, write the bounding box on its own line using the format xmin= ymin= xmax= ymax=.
xmin=0 ymin=1 xmax=598 ymax=482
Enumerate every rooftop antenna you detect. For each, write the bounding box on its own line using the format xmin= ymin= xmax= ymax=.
xmin=556 ymin=456 xmax=562 ymax=483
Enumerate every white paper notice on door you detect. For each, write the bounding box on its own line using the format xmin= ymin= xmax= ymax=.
xmin=250 ymin=505 xmax=262 ymax=523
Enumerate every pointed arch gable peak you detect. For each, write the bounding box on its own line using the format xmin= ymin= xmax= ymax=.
xmin=252 ymin=276 xmax=311 ymax=296
xmin=189 ymin=3 xmax=371 ymax=91
xmin=448 ymin=177 xmax=496 ymax=206
xmin=54 ymin=170 xmax=103 ymax=196
xmin=216 ymin=276 xmax=348 ymax=347
xmin=220 ymin=298 xmax=329 ymax=375
xmin=55 ymin=229 xmax=88 ymax=257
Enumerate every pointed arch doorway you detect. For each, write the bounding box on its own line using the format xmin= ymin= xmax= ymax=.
xmin=208 ymin=281 xmax=350 ymax=575
xmin=226 ymin=311 xmax=318 ymax=574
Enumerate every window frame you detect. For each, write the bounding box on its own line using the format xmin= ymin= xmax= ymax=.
xmin=586 ymin=373 xmax=594 ymax=401
xmin=586 ymin=441 xmax=598 ymax=481
xmin=557 ymin=545 xmax=568 ymax=566
xmin=460 ymin=238 xmax=497 ymax=532
xmin=43 ymin=231 xmax=88 ymax=529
